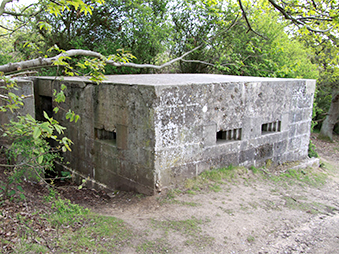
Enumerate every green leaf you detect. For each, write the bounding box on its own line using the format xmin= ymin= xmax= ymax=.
xmin=9 ymin=190 xmax=16 ymax=196
xmin=33 ymin=127 xmax=41 ymax=139
xmin=40 ymin=122 xmax=53 ymax=134
xmin=43 ymin=111 xmax=51 ymax=121
xmin=75 ymin=115 xmax=80 ymax=123
xmin=17 ymin=185 xmax=24 ymax=192
xmin=53 ymin=107 xmax=59 ymax=114
xmin=38 ymin=156 xmax=43 ymax=164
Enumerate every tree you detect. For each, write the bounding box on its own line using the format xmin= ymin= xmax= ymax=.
xmin=169 ymin=0 xmax=318 ymax=79
xmin=1 ymin=0 xmax=337 ymax=76
xmin=0 ymin=0 xmax=338 ymax=140
xmin=300 ymin=30 xmax=339 ymax=140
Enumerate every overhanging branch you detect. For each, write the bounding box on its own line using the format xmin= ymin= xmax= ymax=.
xmin=0 ymin=47 xmax=201 ymax=74
xmin=238 ymin=0 xmax=267 ymax=39
xmin=267 ymin=0 xmax=333 ymax=33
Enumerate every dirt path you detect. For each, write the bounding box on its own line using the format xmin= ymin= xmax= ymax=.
xmin=92 ymin=134 xmax=339 ymax=253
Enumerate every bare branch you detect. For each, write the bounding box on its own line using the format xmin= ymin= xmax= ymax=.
xmin=238 ymin=0 xmax=268 ymax=39
xmin=0 ymin=47 xmax=201 ymax=74
xmin=9 ymin=71 xmax=39 ymax=77
xmin=181 ymin=59 xmax=218 ymax=67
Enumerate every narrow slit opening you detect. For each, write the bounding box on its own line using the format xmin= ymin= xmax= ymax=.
xmin=261 ymin=121 xmax=281 ymax=135
xmin=95 ymin=128 xmax=116 ymax=145
xmin=217 ymin=128 xmax=242 ymax=143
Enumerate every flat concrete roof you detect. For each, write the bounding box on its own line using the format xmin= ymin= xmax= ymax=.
xmin=30 ymin=74 xmax=314 ymax=86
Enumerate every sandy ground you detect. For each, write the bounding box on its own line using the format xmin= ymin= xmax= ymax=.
xmin=92 ymin=133 xmax=339 ymax=253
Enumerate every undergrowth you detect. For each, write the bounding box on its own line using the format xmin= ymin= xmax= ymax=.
xmin=184 ymin=165 xmax=244 ymax=192
xmin=2 ymin=188 xmax=132 ymax=253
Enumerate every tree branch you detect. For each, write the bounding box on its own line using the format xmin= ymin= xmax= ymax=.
xmin=267 ymin=0 xmax=333 ymax=33
xmin=238 ymin=0 xmax=268 ymax=39
xmin=0 ymin=0 xmax=13 ymax=16
xmin=0 ymin=47 xmax=201 ymax=74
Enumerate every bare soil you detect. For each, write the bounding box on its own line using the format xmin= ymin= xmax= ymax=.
xmin=1 ymin=133 xmax=339 ymax=253
xmin=94 ymin=133 xmax=339 ymax=253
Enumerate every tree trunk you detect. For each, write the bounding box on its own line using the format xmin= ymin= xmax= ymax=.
xmin=319 ymin=88 xmax=339 ymax=141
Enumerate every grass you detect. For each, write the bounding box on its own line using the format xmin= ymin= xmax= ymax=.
xmin=184 ymin=165 xmax=245 ymax=192
xmin=264 ymin=167 xmax=328 ymax=188
xmin=151 ymin=217 xmax=214 ymax=248
xmin=11 ymin=213 xmax=133 ymax=253
xmin=57 ymin=215 xmax=132 ymax=253
xmin=5 ymin=189 xmax=134 ymax=253
xmin=136 ymin=238 xmax=174 ymax=254
xmin=5 ymin=156 xmax=337 ymax=253
xmin=247 ymin=235 xmax=255 ymax=243
xmin=158 ymin=189 xmax=201 ymax=206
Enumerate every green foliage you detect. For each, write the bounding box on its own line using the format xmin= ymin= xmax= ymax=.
xmin=168 ymin=0 xmax=318 ymax=79
xmin=48 ymin=197 xmax=89 ymax=228
xmin=308 ymin=140 xmax=319 ymax=158
xmin=0 ymin=75 xmax=74 ymax=202
xmin=184 ymin=165 xmax=243 ymax=192
xmin=249 ymin=166 xmax=259 ymax=174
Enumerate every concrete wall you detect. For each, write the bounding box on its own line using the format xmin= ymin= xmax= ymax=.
xmin=152 ymin=76 xmax=315 ymax=188
xmin=0 ymin=79 xmax=35 ymax=147
xmin=32 ymin=74 xmax=315 ymax=194
xmin=34 ymin=77 xmax=156 ymax=194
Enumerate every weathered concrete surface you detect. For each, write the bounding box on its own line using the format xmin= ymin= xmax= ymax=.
xmin=0 ymin=79 xmax=35 ymax=147
xmin=32 ymin=74 xmax=316 ymax=195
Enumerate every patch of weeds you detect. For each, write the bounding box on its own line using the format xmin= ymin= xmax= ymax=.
xmin=136 ymin=238 xmax=174 ymax=254
xmin=249 ymin=166 xmax=259 ymax=174
xmin=218 ymin=207 xmax=234 ymax=215
xmin=320 ymin=161 xmax=337 ymax=174
xmin=282 ymin=196 xmax=314 ymax=212
xmin=153 ymin=217 xmax=202 ymax=235
xmin=184 ymin=235 xmax=214 ymax=249
xmin=11 ymin=194 xmax=133 ymax=253
xmin=184 ymin=165 xmax=240 ymax=192
xmin=184 ymin=178 xmax=205 ymax=191
xmin=248 ymin=202 xmax=259 ymax=209
xmin=308 ymin=140 xmax=319 ymax=158
xmin=48 ymin=197 xmax=89 ymax=224
xmin=57 ymin=215 xmax=132 ymax=253
xmin=12 ymin=242 xmax=49 ymax=253
xmin=265 ymin=159 xmax=273 ymax=168
xmin=247 ymin=235 xmax=255 ymax=243
xmin=136 ymin=193 xmax=145 ymax=200
xmin=270 ymin=188 xmax=279 ymax=195
xmin=269 ymin=168 xmax=327 ymax=188
xmin=240 ymin=204 xmax=250 ymax=211
xmin=260 ymin=199 xmax=281 ymax=211
xmin=209 ymin=183 xmax=222 ymax=192
xmin=151 ymin=217 xmax=214 ymax=248
xmin=223 ymin=236 xmax=228 ymax=244
xmin=159 ymin=189 xmax=186 ymax=205
xmin=186 ymin=190 xmax=196 ymax=195
xmin=181 ymin=201 xmax=201 ymax=207
xmin=159 ymin=190 xmax=201 ymax=207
